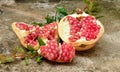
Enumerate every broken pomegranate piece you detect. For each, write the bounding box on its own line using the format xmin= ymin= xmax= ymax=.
xmin=38 ymin=39 xmax=75 ymax=62
xmin=12 ymin=22 xmax=58 ymax=50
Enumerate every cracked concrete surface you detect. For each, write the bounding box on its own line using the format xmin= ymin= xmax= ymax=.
xmin=0 ymin=0 xmax=120 ymax=72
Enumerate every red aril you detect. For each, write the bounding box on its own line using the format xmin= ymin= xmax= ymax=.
xmin=42 ymin=22 xmax=58 ymax=40
xmin=16 ymin=22 xmax=30 ymax=31
xmin=58 ymin=12 xmax=104 ymax=51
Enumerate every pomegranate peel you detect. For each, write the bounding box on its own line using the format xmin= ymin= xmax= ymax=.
xmin=58 ymin=12 xmax=104 ymax=51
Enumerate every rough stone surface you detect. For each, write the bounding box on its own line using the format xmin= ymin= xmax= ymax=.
xmin=0 ymin=0 xmax=120 ymax=72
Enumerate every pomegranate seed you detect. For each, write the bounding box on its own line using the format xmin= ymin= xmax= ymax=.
xmin=16 ymin=22 xmax=58 ymax=47
xmin=67 ymin=15 xmax=101 ymax=41
xmin=60 ymin=42 xmax=75 ymax=62
xmin=39 ymin=40 xmax=75 ymax=62
xmin=40 ymin=40 xmax=59 ymax=61
xmin=16 ymin=22 xmax=29 ymax=30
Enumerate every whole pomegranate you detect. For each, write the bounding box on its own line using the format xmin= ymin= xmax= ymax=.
xmin=12 ymin=22 xmax=75 ymax=62
xmin=58 ymin=12 xmax=104 ymax=51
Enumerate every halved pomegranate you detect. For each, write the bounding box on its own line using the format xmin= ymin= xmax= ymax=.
xmin=58 ymin=12 xmax=104 ymax=51
xmin=12 ymin=22 xmax=58 ymax=50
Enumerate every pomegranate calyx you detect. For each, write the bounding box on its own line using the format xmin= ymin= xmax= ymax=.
xmin=76 ymin=8 xmax=83 ymax=14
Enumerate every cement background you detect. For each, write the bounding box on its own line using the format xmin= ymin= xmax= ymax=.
xmin=0 ymin=0 xmax=120 ymax=72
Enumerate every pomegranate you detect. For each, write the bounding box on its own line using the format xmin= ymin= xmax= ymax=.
xmin=38 ymin=39 xmax=75 ymax=62
xmin=12 ymin=22 xmax=58 ymax=50
xmin=58 ymin=12 xmax=104 ymax=51
xmin=12 ymin=22 xmax=75 ymax=62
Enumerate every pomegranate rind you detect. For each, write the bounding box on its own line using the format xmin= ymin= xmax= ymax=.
xmin=12 ymin=22 xmax=39 ymax=50
xmin=75 ymin=43 xmax=95 ymax=51
xmin=58 ymin=12 xmax=104 ymax=51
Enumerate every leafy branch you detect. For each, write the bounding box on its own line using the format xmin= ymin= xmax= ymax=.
xmin=31 ymin=7 xmax=68 ymax=25
xmin=0 ymin=46 xmax=42 ymax=65
xmin=83 ymin=0 xmax=103 ymax=18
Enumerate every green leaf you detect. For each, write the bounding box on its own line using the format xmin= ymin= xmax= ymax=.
xmin=13 ymin=46 xmax=25 ymax=54
xmin=45 ymin=15 xmax=55 ymax=24
xmin=24 ymin=57 xmax=29 ymax=65
xmin=13 ymin=46 xmax=19 ymax=54
xmin=27 ymin=45 xmax=35 ymax=52
xmin=26 ymin=51 xmax=33 ymax=58
xmin=44 ymin=6 xmax=68 ymax=23
xmin=31 ymin=22 xmax=44 ymax=27
xmin=0 ymin=54 xmax=7 ymax=63
xmin=83 ymin=0 xmax=101 ymax=17
xmin=55 ymin=14 xmax=66 ymax=21
xmin=19 ymin=47 xmax=25 ymax=54
xmin=6 ymin=56 xmax=14 ymax=63
xmin=32 ymin=51 xmax=38 ymax=56
xmin=57 ymin=7 xmax=68 ymax=16
xmin=71 ymin=9 xmax=76 ymax=14
xmin=0 ymin=54 xmax=15 ymax=64
xmin=36 ymin=56 xmax=42 ymax=63
xmin=27 ymin=51 xmax=32 ymax=55
xmin=57 ymin=37 xmax=63 ymax=44
xmin=57 ymin=38 xmax=60 ymax=44
xmin=38 ymin=37 xmax=46 ymax=46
